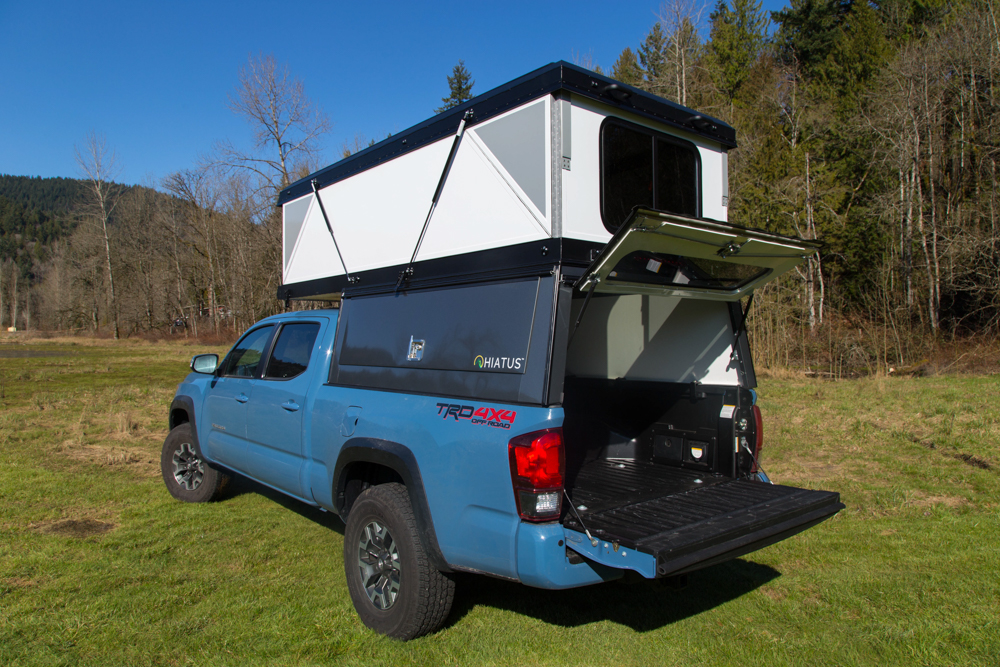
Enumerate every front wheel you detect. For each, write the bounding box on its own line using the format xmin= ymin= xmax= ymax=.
xmin=160 ymin=423 xmax=229 ymax=503
xmin=343 ymin=483 xmax=455 ymax=639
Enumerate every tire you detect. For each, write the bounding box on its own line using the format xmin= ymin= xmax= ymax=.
xmin=160 ymin=423 xmax=229 ymax=503
xmin=343 ymin=483 xmax=455 ymax=640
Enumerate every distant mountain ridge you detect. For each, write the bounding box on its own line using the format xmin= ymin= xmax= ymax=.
xmin=0 ymin=175 xmax=83 ymax=262
xmin=0 ymin=174 xmax=87 ymax=214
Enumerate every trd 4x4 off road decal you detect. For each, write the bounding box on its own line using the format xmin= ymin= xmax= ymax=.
xmin=436 ymin=403 xmax=517 ymax=429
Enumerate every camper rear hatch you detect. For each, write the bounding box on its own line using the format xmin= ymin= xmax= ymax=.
xmin=576 ymin=207 xmax=821 ymax=301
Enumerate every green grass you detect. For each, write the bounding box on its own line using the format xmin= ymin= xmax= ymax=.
xmin=1 ymin=337 xmax=998 ymax=666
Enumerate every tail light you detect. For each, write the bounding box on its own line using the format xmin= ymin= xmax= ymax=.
xmin=750 ymin=404 xmax=764 ymax=473
xmin=508 ymin=428 xmax=564 ymax=522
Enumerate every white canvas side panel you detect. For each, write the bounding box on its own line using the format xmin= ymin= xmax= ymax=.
xmin=415 ymin=132 xmax=549 ymax=262
xmin=561 ymin=96 xmax=732 ymax=244
xmin=699 ymin=148 xmax=727 ymax=222
xmin=565 ymin=294 xmax=738 ymax=385
xmin=283 ymin=138 xmax=453 ymax=284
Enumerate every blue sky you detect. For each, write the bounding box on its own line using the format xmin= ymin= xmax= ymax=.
xmin=0 ymin=0 xmax=789 ymax=186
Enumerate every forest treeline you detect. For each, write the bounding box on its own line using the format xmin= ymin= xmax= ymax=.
xmin=600 ymin=0 xmax=999 ymax=371
xmin=1 ymin=0 xmax=998 ymax=373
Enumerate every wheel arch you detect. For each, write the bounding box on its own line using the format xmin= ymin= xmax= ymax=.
xmin=169 ymin=396 xmax=199 ymax=448
xmin=333 ymin=438 xmax=451 ymax=573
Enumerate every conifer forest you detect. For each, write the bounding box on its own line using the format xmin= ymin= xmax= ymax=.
xmin=1 ymin=0 xmax=998 ymax=374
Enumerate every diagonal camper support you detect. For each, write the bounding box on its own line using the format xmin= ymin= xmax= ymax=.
xmin=310 ymin=179 xmax=355 ymax=285
xmin=400 ymin=110 xmax=474 ymax=288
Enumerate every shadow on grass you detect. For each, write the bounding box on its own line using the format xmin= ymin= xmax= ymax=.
xmin=225 ymin=474 xmax=345 ymax=535
xmin=445 ymin=559 xmax=781 ymax=633
xmin=222 ymin=475 xmax=779 ymax=633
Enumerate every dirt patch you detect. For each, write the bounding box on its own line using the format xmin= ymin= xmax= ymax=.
xmin=37 ymin=518 xmax=115 ymax=538
xmin=910 ymin=492 xmax=967 ymax=509
xmin=2 ymin=577 xmax=37 ymax=591
xmin=760 ymin=586 xmax=787 ymax=602
xmin=61 ymin=442 xmax=159 ymax=475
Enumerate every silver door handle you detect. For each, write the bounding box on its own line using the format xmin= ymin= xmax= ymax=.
xmin=236 ymin=393 xmax=250 ymax=403
xmin=282 ymin=400 xmax=300 ymax=412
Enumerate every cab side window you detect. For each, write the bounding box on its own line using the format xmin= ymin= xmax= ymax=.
xmin=264 ymin=322 xmax=320 ymax=379
xmin=219 ymin=325 xmax=274 ymax=378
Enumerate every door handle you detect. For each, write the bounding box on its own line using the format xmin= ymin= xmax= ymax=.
xmin=236 ymin=393 xmax=249 ymax=403
xmin=281 ymin=400 xmax=300 ymax=412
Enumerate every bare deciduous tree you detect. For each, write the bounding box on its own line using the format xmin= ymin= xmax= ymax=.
xmin=215 ymin=53 xmax=331 ymax=195
xmin=75 ymin=131 xmax=124 ymax=339
xmin=658 ymin=0 xmax=707 ymax=106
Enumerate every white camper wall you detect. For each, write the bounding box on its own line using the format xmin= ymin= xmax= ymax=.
xmin=284 ymin=138 xmax=452 ymax=284
xmin=560 ymin=97 xmax=730 ymax=247
xmin=283 ymin=98 xmax=553 ymax=284
xmin=565 ymin=294 xmax=738 ymax=385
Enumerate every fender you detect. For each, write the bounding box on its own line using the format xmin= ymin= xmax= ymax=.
xmin=333 ymin=438 xmax=450 ymax=573
xmin=169 ymin=396 xmax=200 ymax=449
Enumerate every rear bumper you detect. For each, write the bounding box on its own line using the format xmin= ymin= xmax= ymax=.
xmin=514 ymin=522 xmax=623 ymax=589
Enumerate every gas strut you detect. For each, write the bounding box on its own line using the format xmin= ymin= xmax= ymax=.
xmin=398 ymin=109 xmax=474 ymax=289
xmin=311 ymin=179 xmax=356 ymax=285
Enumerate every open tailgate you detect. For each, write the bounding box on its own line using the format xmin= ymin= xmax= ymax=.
xmin=562 ymin=460 xmax=843 ymax=578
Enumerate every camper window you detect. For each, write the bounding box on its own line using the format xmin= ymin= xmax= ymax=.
xmin=600 ymin=119 xmax=699 ymax=232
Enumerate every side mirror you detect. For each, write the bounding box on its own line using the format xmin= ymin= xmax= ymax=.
xmin=190 ymin=354 xmax=219 ymax=374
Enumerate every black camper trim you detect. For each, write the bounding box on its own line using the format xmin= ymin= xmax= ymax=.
xmin=277 ymin=62 xmax=736 ymax=207
xmin=277 ymin=238 xmax=605 ymax=301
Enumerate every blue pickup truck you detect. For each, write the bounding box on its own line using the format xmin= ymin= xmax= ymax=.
xmin=161 ymin=208 xmax=844 ymax=640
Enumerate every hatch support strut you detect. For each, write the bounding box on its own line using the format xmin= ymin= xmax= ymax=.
xmin=398 ymin=109 xmax=474 ymax=289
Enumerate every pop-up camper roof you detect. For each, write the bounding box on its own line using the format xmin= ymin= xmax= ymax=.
xmin=278 ymin=61 xmax=814 ymax=302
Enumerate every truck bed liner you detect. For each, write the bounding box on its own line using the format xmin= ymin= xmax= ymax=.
xmin=563 ymin=460 xmax=843 ymax=576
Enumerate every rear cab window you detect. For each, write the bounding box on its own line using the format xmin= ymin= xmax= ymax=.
xmin=264 ymin=322 xmax=321 ymax=379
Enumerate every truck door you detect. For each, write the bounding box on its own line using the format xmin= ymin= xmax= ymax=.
xmin=244 ymin=321 xmax=323 ymax=498
xmin=202 ymin=324 xmax=276 ymax=471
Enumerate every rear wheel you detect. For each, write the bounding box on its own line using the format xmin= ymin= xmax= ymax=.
xmin=160 ymin=423 xmax=229 ymax=503
xmin=343 ymin=483 xmax=455 ymax=639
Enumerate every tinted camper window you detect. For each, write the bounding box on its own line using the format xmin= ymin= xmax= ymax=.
xmin=601 ymin=120 xmax=699 ymax=232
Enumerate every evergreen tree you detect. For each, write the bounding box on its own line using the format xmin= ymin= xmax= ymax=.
xmin=611 ymin=47 xmax=644 ymax=86
xmin=772 ymin=0 xmax=847 ymax=76
xmin=707 ymin=0 xmax=770 ymax=105
xmin=436 ymin=60 xmax=475 ymax=113
xmin=638 ymin=23 xmax=669 ymax=87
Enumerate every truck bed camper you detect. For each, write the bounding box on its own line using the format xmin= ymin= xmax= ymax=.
xmin=163 ymin=62 xmax=842 ymax=640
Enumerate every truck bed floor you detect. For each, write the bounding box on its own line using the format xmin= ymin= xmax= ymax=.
xmin=563 ymin=459 xmax=843 ymax=576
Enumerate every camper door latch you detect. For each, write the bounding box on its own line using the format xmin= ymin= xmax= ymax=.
xmin=717 ymin=241 xmax=745 ymax=258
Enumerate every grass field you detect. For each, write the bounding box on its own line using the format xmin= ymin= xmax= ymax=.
xmin=1 ymin=336 xmax=998 ymax=666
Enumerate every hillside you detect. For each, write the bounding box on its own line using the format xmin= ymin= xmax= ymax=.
xmin=0 ymin=175 xmax=81 ymax=261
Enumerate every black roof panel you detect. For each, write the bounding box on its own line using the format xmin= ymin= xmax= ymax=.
xmin=278 ymin=61 xmax=736 ymax=206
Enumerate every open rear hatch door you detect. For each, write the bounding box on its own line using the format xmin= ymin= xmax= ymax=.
xmin=562 ymin=461 xmax=843 ymax=578
xmin=576 ymin=207 xmax=821 ymax=301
